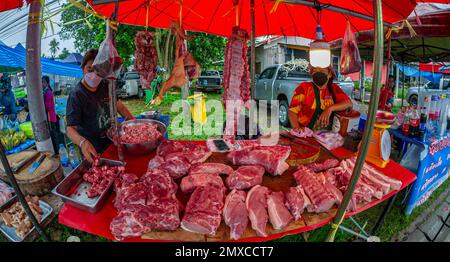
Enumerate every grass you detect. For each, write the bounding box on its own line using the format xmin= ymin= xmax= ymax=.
xmin=2 ymin=93 xmax=448 ymax=242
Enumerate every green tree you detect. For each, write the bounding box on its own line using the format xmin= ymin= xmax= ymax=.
xmin=49 ymin=38 xmax=60 ymax=59
xmin=59 ymin=1 xmax=227 ymax=70
xmin=58 ymin=47 xmax=71 ymax=60
xmin=187 ymin=32 xmax=227 ymax=69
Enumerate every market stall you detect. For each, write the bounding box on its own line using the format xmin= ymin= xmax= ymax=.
xmin=0 ymin=0 xmax=429 ymax=243
xmin=57 ymin=137 xmax=416 ymax=242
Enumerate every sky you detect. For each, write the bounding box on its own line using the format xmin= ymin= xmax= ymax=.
xmin=0 ymin=0 xmax=76 ymax=57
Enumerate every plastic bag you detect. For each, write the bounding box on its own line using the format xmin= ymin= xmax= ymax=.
xmin=340 ymin=22 xmax=362 ymax=75
xmin=93 ymin=20 xmax=123 ymax=78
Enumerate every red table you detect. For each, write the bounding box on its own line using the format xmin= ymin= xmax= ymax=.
xmin=58 ymin=143 xmax=416 ymax=242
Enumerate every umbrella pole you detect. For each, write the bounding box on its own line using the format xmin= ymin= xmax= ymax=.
xmin=401 ymin=60 xmax=405 ymax=107
xmin=250 ymin=0 xmax=256 ymax=99
xmin=325 ymin=0 xmax=384 ymax=242
xmin=110 ymin=1 xmax=123 ymax=161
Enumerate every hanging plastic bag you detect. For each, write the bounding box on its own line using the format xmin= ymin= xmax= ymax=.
xmin=93 ymin=19 xmax=123 ymax=78
xmin=340 ymin=21 xmax=362 ymax=75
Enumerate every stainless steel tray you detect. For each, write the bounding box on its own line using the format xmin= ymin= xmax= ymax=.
xmin=0 ymin=197 xmax=53 ymax=242
xmin=51 ymin=158 xmax=124 ymax=214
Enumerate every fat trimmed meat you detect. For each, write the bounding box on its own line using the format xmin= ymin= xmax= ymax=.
xmin=181 ymin=184 xmax=225 ymax=235
xmin=223 ymin=189 xmax=248 ymax=240
xmin=225 ymin=165 xmax=265 ymax=190
xmin=306 ymin=159 xmax=340 ymax=173
xmin=246 ymin=185 xmax=269 ymax=237
xmin=267 ymin=191 xmax=293 ymax=230
xmin=293 ymin=166 xmax=338 ymax=213
xmin=285 ymin=186 xmax=311 ymax=220
xmin=180 ymin=173 xmax=225 ymax=194
xmin=227 ymin=145 xmax=291 ymax=176
xmin=189 ymin=163 xmax=234 ymax=176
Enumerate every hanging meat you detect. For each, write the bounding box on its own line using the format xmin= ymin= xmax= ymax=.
xmin=134 ymin=31 xmax=158 ymax=89
xmin=151 ymin=21 xmax=200 ymax=105
xmin=223 ymin=27 xmax=250 ymax=137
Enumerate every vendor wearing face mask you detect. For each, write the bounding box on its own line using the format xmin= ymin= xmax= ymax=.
xmin=66 ymin=49 xmax=134 ymax=162
xmin=288 ymin=65 xmax=353 ymax=130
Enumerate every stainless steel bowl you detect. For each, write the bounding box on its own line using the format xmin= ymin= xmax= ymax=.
xmin=108 ymin=119 xmax=167 ymax=156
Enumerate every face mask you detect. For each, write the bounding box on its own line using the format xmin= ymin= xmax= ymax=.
xmin=312 ymin=72 xmax=329 ymax=87
xmin=84 ymin=72 xmax=102 ymax=88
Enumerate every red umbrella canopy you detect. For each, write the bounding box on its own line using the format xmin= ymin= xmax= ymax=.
xmin=1 ymin=0 xmax=23 ymax=12
xmin=87 ymin=0 xmax=416 ymax=40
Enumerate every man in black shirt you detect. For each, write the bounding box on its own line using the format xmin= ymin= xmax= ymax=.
xmin=66 ymin=49 xmax=133 ymax=162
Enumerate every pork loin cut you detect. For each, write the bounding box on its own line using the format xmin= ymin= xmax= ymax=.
xmin=293 ymin=166 xmax=338 ymax=213
xmin=189 ymin=163 xmax=234 ymax=176
xmin=223 ymin=190 xmax=248 ymax=240
xmin=267 ymin=191 xmax=293 ymax=230
xmin=181 ymin=185 xmax=224 ymax=235
xmin=306 ymin=158 xmax=340 ymax=173
xmin=225 ymin=165 xmax=265 ymax=190
xmin=227 ymin=145 xmax=291 ymax=176
xmin=285 ymin=186 xmax=311 ymax=220
xmin=246 ymin=185 xmax=269 ymax=237
xmin=157 ymin=140 xmax=212 ymax=165
xmin=180 ymin=173 xmax=225 ymax=193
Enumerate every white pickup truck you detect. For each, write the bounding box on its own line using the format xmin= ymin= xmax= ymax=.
xmin=254 ymin=64 xmax=355 ymax=127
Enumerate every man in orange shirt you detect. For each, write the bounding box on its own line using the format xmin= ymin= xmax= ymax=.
xmin=288 ymin=66 xmax=353 ymax=130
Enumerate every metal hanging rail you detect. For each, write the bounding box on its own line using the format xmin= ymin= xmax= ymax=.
xmin=281 ymin=0 xmax=396 ymax=28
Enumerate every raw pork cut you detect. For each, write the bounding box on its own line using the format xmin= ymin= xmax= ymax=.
xmin=223 ymin=26 xmax=250 ymax=137
xmin=160 ymin=154 xmax=191 ymax=179
xmin=267 ymin=191 xmax=293 ymax=230
xmin=111 ymin=170 xmax=180 ymax=240
xmin=157 ymin=140 xmax=211 ymax=165
xmin=134 ymin=31 xmax=157 ymax=89
xmin=181 ymin=184 xmax=225 ymax=235
xmin=223 ymin=190 xmax=248 ymax=240
xmin=246 ymin=185 xmax=269 ymax=237
xmin=189 ymin=163 xmax=234 ymax=176
xmin=284 ymin=186 xmax=311 ymax=220
xmin=225 ymin=165 xmax=265 ymax=190
xmin=293 ymin=166 xmax=339 ymax=213
xmin=153 ymin=21 xmax=199 ymax=105
xmin=120 ymin=123 xmax=162 ymax=144
xmin=227 ymin=145 xmax=291 ymax=175
xmin=306 ymin=159 xmax=340 ymax=173
xmin=82 ymin=164 xmax=124 ymax=198
xmin=180 ymin=173 xmax=225 ymax=194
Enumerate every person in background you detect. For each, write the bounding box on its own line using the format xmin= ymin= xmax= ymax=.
xmin=288 ymin=65 xmax=353 ymax=130
xmin=66 ymin=49 xmax=134 ymax=162
xmin=0 ymin=74 xmax=17 ymax=121
xmin=42 ymin=75 xmax=59 ymax=152
xmin=379 ymin=75 xmax=395 ymax=111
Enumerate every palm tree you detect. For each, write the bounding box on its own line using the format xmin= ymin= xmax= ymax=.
xmin=49 ymin=38 xmax=60 ymax=59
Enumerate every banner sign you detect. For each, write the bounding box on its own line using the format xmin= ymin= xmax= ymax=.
xmin=405 ymin=134 xmax=450 ymax=215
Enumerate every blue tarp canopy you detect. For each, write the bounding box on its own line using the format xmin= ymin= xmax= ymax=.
xmin=62 ymin=53 xmax=83 ymax=65
xmin=397 ymin=63 xmax=442 ymax=84
xmin=0 ymin=42 xmax=82 ymax=78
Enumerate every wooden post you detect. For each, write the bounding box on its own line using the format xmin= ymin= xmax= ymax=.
xmin=26 ymin=0 xmax=54 ymax=154
xmin=325 ymin=0 xmax=384 ymax=242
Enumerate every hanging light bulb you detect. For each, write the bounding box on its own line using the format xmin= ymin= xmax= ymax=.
xmin=309 ymin=24 xmax=331 ymax=68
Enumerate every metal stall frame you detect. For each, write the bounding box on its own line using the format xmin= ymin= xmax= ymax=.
xmin=282 ymin=0 xmax=386 ymax=241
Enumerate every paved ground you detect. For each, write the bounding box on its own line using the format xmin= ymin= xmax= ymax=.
xmin=396 ymin=187 xmax=450 ymax=242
